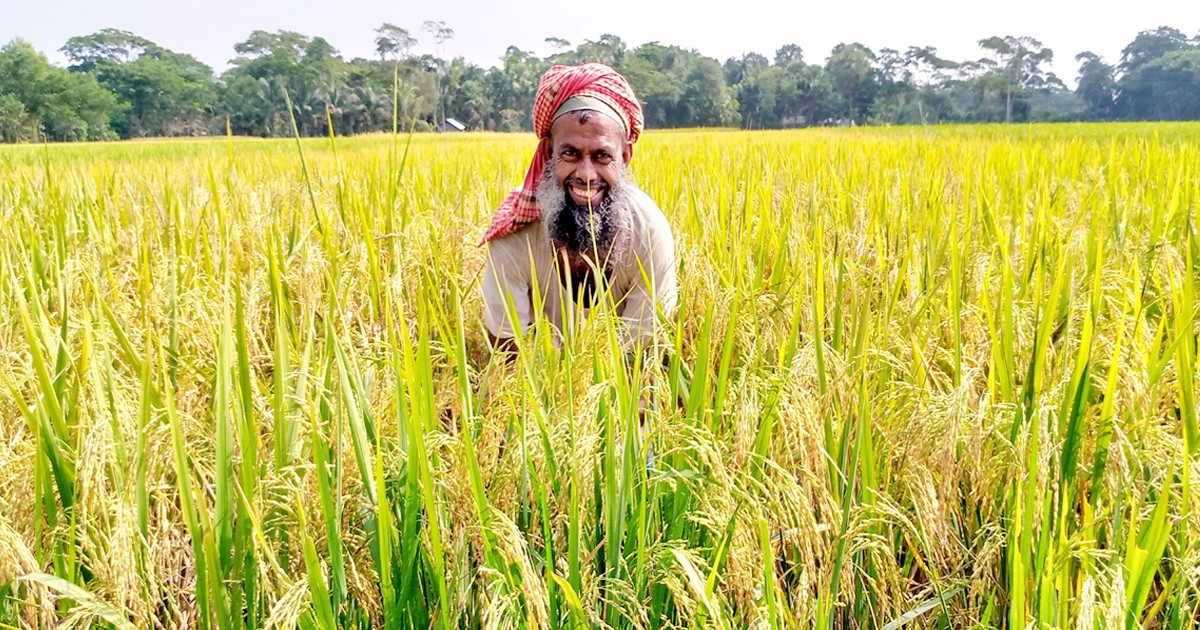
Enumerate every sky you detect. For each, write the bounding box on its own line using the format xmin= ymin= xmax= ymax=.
xmin=3 ymin=0 xmax=1197 ymax=84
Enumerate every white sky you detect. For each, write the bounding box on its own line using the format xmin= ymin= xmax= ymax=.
xmin=3 ymin=0 xmax=1197 ymax=84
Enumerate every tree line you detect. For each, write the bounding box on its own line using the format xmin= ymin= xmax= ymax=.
xmin=1 ymin=24 xmax=1198 ymax=142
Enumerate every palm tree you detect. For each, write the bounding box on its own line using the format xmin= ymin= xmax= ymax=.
xmin=421 ymin=20 xmax=455 ymax=124
xmin=354 ymin=85 xmax=387 ymax=132
xmin=316 ymin=79 xmax=359 ymax=134
xmin=255 ymin=76 xmax=288 ymax=136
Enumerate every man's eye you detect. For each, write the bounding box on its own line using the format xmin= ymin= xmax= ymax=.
xmin=595 ymin=153 xmax=612 ymax=163
xmin=562 ymin=149 xmax=579 ymax=159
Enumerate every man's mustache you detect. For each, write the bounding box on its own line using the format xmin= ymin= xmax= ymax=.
xmin=539 ymin=170 xmax=629 ymax=261
xmin=563 ymin=177 xmax=609 ymax=191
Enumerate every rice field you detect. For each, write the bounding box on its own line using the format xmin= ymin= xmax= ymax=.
xmin=0 ymin=123 xmax=1198 ymax=629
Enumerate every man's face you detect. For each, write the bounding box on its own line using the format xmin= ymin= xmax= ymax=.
xmin=536 ymin=110 xmax=635 ymax=282
xmin=545 ymin=111 xmax=632 ymax=209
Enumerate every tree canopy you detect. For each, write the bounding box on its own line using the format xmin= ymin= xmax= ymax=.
xmin=1 ymin=24 xmax=1198 ymax=142
xmin=0 ymin=39 xmax=121 ymax=141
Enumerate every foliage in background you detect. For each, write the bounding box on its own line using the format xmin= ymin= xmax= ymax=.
xmin=0 ymin=40 xmax=121 ymax=142
xmin=1 ymin=25 xmax=1200 ymax=141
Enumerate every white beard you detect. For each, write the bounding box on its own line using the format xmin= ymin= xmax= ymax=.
xmin=536 ymin=161 xmax=633 ymax=270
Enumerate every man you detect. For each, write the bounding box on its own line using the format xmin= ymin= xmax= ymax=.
xmin=481 ymin=63 xmax=676 ymax=352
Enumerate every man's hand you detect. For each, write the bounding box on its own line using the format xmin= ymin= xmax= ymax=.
xmin=487 ymin=332 xmax=518 ymax=358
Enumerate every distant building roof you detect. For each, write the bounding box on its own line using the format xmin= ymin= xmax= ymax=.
xmin=441 ymin=118 xmax=466 ymax=131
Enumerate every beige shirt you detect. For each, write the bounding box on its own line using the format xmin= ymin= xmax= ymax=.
xmin=482 ymin=186 xmax=677 ymax=347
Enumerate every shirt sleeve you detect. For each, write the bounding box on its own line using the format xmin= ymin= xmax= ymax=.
xmin=620 ymin=204 xmax=677 ymax=347
xmin=482 ymin=235 xmax=534 ymax=339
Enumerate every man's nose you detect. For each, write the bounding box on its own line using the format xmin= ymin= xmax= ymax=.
xmin=576 ymin=158 xmax=598 ymax=183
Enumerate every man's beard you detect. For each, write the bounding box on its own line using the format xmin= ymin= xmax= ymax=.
xmin=537 ymin=162 xmax=632 ymax=270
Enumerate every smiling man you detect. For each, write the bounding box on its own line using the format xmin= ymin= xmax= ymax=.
xmin=480 ymin=63 xmax=676 ymax=352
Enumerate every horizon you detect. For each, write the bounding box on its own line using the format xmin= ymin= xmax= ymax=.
xmin=5 ymin=0 xmax=1198 ymax=87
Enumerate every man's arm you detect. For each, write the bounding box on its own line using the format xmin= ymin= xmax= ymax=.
xmin=620 ymin=202 xmax=677 ymax=348
xmin=481 ymin=235 xmax=533 ymax=353
xmin=487 ymin=332 xmax=519 ymax=354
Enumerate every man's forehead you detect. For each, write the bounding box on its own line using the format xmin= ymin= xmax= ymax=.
xmin=549 ymin=111 xmax=626 ymax=147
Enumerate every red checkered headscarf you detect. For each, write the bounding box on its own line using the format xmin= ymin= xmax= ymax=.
xmin=480 ymin=63 xmax=644 ymax=244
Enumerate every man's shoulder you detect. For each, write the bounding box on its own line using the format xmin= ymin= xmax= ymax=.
xmin=626 ymin=184 xmax=662 ymax=215
xmin=485 ymin=219 xmax=547 ymax=258
xmin=626 ymin=185 xmax=672 ymax=240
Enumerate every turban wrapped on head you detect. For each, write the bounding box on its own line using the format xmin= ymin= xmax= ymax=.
xmin=481 ymin=63 xmax=644 ymax=243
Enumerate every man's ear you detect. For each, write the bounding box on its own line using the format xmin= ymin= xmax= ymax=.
xmin=623 ymin=141 xmax=634 ymax=165
xmin=540 ymin=136 xmax=552 ymax=159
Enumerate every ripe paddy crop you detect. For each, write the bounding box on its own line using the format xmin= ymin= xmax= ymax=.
xmin=0 ymin=123 xmax=1198 ymax=628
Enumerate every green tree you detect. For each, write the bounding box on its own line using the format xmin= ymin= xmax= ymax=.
xmin=374 ymin=23 xmax=416 ymax=61
xmin=571 ymin=34 xmax=627 ymax=67
xmin=620 ymin=43 xmax=683 ymax=128
xmin=0 ymin=91 xmax=37 ymax=142
xmin=219 ymin=74 xmax=270 ymax=136
xmin=62 ymin=29 xmax=153 ymax=70
xmin=619 ymin=43 xmax=738 ymax=127
xmin=679 ymin=55 xmax=739 ymax=126
xmin=727 ymin=53 xmax=774 ymax=128
xmin=443 ymin=58 xmax=492 ymax=129
xmin=485 ymin=46 xmax=546 ymax=131
xmin=733 ymin=64 xmax=786 ymax=128
xmin=63 ymin=31 xmax=216 ymax=137
xmin=1074 ymin=52 xmax=1116 ymax=120
xmin=870 ymin=47 xmax=917 ymax=123
xmin=227 ymin=30 xmax=342 ymax=89
xmin=544 ymin=37 xmax=571 ymax=53
xmin=1116 ymin=27 xmax=1199 ymax=120
xmin=422 ymin=20 xmax=455 ymax=124
xmin=733 ymin=56 xmax=835 ymax=128
xmin=946 ymin=59 xmax=1010 ymax=122
xmin=221 ymin=30 xmax=350 ymax=135
xmin=14 ymin=24 xmax=1200 ymax=141
xmin=774 ymin=44 xmax=804 ymax=67
xmin=722 ymin=52 xmax=768 ymax=87
xmin=0 ymin=39 xmax=121 ymax=141
xmin=1118 ymin=26 xmax=1190 ymax=74
xmin=896 ymin=47 xmax=959 ymax=124
xmin=825 ymin=43 xmax=878 ymax=123
xmin=1118 ymin=48 xmax=1200 ymax=120
xmin=785 ymin=61 xmax=838 ymax=126
xmin=977 ymin=35 xmax=1056 ymax=123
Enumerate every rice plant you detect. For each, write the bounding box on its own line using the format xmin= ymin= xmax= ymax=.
xmin=0 ymin=123 xmax=1197 ymax=628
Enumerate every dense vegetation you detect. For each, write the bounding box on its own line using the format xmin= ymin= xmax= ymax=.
xmin=1 ymin=24 xmax=1199 ymax=142
xmin=1 ymin=124 xmax=1197 ymax=627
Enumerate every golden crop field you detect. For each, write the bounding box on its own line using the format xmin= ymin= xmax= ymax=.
xmin=1 ymin=124 xmax=1198 ymax=629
